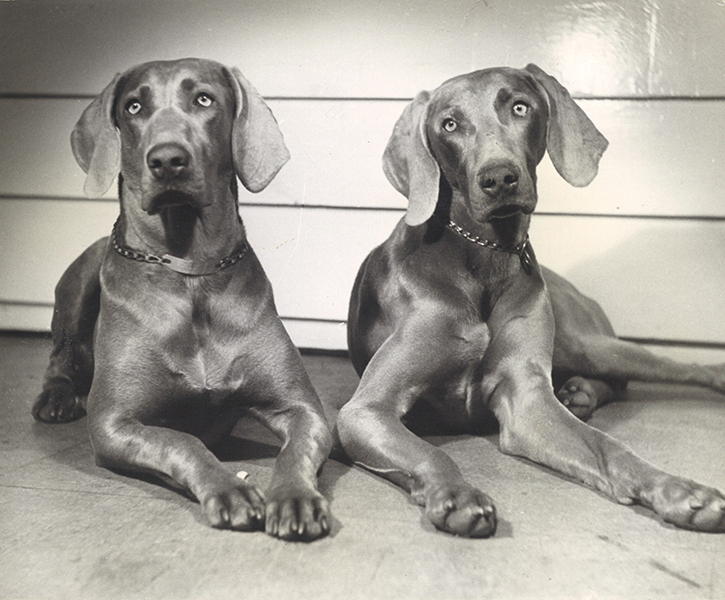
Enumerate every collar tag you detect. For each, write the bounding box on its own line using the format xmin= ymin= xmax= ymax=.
xmin=112 ymin=219 xmax=248 ymax=276
xmin=518 ymin=241 xmax=534 ymax=275
xmin=161 ymin=254 xmax=225 ymax=276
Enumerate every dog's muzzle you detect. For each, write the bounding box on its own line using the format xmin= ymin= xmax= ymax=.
xmin=147 ymin=142 xmax=191 ymax=182
xmin=142 ymin=189 xmax=201 ymax=214
xmin=478 ymin=161 xmax=519 ymax=199
xmin=141 ymin=142 xmax=209 ymax=213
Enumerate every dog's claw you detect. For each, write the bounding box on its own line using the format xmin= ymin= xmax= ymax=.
xmin=265 ymin=487 xmax=330 ymax=542
xmin=201 ymin=481 xmax=266 ymax=532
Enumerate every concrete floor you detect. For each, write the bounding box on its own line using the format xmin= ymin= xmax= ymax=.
xmin=1 ymin=332 xmax=724 ymax=600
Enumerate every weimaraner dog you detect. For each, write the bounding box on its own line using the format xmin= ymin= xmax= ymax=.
xmin=32 ymin=59 xmax=332 ymax=541
xmin=342 ymin=64 xmax=725 ymax=537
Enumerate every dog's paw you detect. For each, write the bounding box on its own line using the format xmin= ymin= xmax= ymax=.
xmin=264 ymin=486 xmax=330 ymax=542
xmin=425 ymin=483 xmax=496 ymax=538
xmin=556 ymin=376 xmax=598 ymax=420
xmin=32 ymin=384 xmax=86 ymax=423
xmin=201 ymin=482 xmax=266 ymax=531
xmin=642 ymin=476 xmax=725 ymax=532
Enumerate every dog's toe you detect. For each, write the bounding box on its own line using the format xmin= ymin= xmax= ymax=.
xmin=556 ymin=376 xmax=597 ymax=420
xmin=201 ymin=483 xmax=265 ymax=531
xmin=642 ymin=476 xmax=725 ymax=532
xmin=426 ymin=484 xmax=497 ymax=538
xmin=32 ymin=385 xmax=86 ymax=423
xmin=265 ymin=488 xmax=330 ymax=542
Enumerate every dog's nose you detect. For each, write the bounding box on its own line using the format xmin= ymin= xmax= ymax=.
xmin=478 ymin=162 xmax=519 ymax=197
xmin=146 ymin=143 xmax=191 ymax=180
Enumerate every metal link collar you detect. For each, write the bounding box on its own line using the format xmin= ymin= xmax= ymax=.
xmin=446 ymin=219 xmax=534 ymax=274
xmin=111 ymin=219 xmax=248 ymax=276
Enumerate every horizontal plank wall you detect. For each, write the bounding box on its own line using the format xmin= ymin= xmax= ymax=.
xmin=2 ymin=0 xmax=724 ymax=97
xmin=1 ymin=0 xmax=724 ymax=361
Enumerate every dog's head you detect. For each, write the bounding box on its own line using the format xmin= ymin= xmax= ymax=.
xmin=71 ymin=58 xmax=289 ymax=213
xmin=383 ymin=64 xmax=608 ymax=226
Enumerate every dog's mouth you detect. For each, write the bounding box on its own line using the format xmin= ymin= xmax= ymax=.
xmin=143 ymin=190 xmax=200 ymax=215
xmin=487 ymin=204 xmax=530 ymax=221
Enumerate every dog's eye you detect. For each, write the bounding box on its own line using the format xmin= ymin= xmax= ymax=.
xmin=442 ymin=118 xmax=458 ymax=133
xmin=512 ymin=102 xmax=529 ymax=117
xmin=126 ymin=100 xmax=142 ymax=115
xmin=196 ymin=93 xmax=214 ymax=108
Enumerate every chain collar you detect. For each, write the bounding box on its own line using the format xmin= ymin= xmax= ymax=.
xmin=445 ymin=219 xmax=534 ymax=274
xmin=111 ymin=219 xmax=248 ymax=276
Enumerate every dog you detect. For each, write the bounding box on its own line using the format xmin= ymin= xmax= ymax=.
xmin=341 ymin=64 xmax=725 ymax=537
xmin=32 ymin=58 xmax=332 ymax=541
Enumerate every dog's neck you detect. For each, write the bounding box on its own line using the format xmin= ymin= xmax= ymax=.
xmin=117 ymin=179 xmax=247 ymax=264
xmin=442 ymin=189 xmax=530 ymax=244
xmin=428 ymin=186 xmax=533 ymax=281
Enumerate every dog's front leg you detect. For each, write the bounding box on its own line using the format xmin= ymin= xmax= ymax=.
xmin=90 ymin=417 xmax=267 ymax=530
xmin=486 ymin=292 xmax=725 ymax=532
xmin=87 ymin=375 xmax=266 ymax=531
xmin=243 ymin=326 xmax=334 ymax=542
xmin=252 ymin=401 xmax=332 ymax=541
xmin=33 ymin=238 xmax=107 ymax=423
xmin=339 ymin=321 xmax=497 ymax=538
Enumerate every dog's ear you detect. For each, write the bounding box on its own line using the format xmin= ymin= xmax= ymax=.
xmin=383 ymin=91 xmax=441 ymax=226
xmin=525 ymin=64 xmax=608 ymax=187
xmin=228 ymin=67 xmax=290 ymax=193
xmin=70 ymin=73 xmax=122 ymax=198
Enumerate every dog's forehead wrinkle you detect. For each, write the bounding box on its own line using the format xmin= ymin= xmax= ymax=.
xmin=120 ymin=71 xmax=171 ymax=108
xmin=130 ymin=85 xmax=153 ymax=107
xmin=430 ymin=92 xmax=500 ymax=131
xmin=496 ymin=87 xmax=514 ymax=105
xmin=176 ymin=66 xmax=226 ymax=89
xmin=181 ymin=77 xmax=197 ymax=92
xmin=431 ymin=91 xmax=485 ymax=122
xmin=118 ymin=71 xmax=154 ymax=103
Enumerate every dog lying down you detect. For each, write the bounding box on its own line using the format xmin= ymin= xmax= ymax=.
xmin=33 ymin=58 xmax=332 ymax=542
xmin=32 ymin=59 xmax=724 ymax=541
xmin=341 ymin=64 xmax=725 ymax=537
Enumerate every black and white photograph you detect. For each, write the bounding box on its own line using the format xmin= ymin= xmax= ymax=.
xmin=0 ymin=1 xmax=723 ymax=598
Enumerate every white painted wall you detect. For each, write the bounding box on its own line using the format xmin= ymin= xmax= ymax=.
xmin=1 ymin=0 xmax=724 ymax=359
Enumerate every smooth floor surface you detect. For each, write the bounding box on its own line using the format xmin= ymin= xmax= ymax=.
xmin=1 ymin=333 xmax=724 ymax=600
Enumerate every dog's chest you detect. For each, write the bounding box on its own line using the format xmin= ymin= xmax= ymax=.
xmin=102 ymin=257 xmax=274 ymax=401
xmin=159 ymin=289 xmax=255 ymax=399
xmin=180 ymin=337 xmax=245 ymax=400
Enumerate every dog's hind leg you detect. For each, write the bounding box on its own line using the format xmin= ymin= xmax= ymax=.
xmin=546 ymin=266 xmax=725 ymax=419
xmin=553 ymin=334 xmax=725 ymax=420
xmin=553 ymin=374 xmax=620 ymax=421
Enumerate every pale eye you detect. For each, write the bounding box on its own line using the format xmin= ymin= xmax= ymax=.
xmin=126 ymin=100 xmax=142 ymax=115
xmin=442 ymin=118 xmax=457 ymax=132
xmin=196 ymin=93 xmax=214 ymax=107
xmin=512 ymin=102 xmax=529 ymax=117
